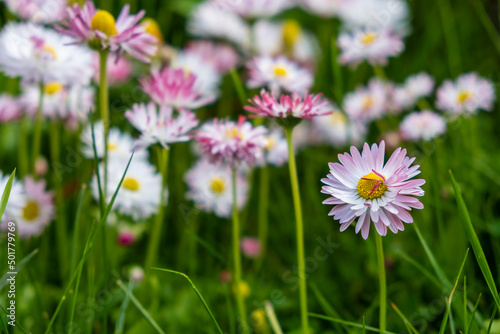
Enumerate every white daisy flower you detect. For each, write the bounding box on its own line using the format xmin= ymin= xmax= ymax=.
xmin=344 ymin=78 xmax=388 ymax=122
xmin=185 ymin=158 xmax=249 ymax=218
xmin=3 ymin=0 xmax=68 ymax=24
xmin=399 ymin=110 xmax=446 ymax=142
xmin=391 ymin=72 xmax=434 ymax=112
xmin=246 ymin=55 xmax=313 ymax=95
xmin=0 ymin=172 xmax=26 ymax=223
xmin=0 ymin=23 xmax=94 ymax=85
xmin=299 ymin=0 xmax=342 ymax=17
xmin=92 ymin=158 xmax=162 ymax=220
xmin=260 ymin=128 xmax=288 ymax=167
xmin=312 ymin=110 xmax=367 ymax=147
xmin=81 ymin=121 xmax=148 ymax=162
xmin=214 ymin=0 xmax=293 ymax=18
xmin=188 ymin=1 xmax=251 ymax=50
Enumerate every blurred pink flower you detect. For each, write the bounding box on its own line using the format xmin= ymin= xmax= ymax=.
xmin=3 ymin=0 xmax=67 ymax=24
xmin=240 ymin=237 xmax=262 ymax=258
xmin=93 ymin=52 xmax=133 ymax=86
xmin=185 ymin=40 xmax=239 ymax=74
xmin=399 ymin=110 xmax=446 ymax=142
xmin=0 ymin=94 xmax=22 ymax=122
xmin=117 ymin=229 xmax=136 ymax=246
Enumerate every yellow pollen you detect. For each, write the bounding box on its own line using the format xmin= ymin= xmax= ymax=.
xmin=274 ymin=66 xmax=287 ymax=76
xmin=225 ymin=128 xmax=241 ymax=139
xmin=362 ymin=96 xmax=374 ymax=110
xmin=123 ymin=177 xmax=140 ymax=191
xmin=330 ymin=111 xmax=347 ymax=126
xmin=264 ymin=136 xmax=275 ymax=150
xmin=42 ymin=45 xmax=57 ymax=59
xmin=44 ymin=82 xmax=63 ymax=95
xmin=361 ymin=32 xmax=378 ymax=45
xmin=210 ymin=177 xmax=226 ymax=194
xmin=142 ymin=18 xmax=163 ymax=43
xmin=23 ymin=201 xmax=39 ymax=221
xmin=107 ymin=143 xmax=117 ymax=150
xmin=91 ymin=10 xmax=118 ymax=36
xmin=357 ymin=171 xmax=387 ymax=200
xmin=458 ymin=91 xmax=471 ymax=104
xmin=282 ymin=19 xmax=301 ymax=47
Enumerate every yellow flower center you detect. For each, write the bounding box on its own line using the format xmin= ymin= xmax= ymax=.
xmin=361 ymin=32 xmax=378 ymax=45
xmin=225 ymin=127 xmax=242 ymax=139
xmin=44 ymin=82 xmax=63 ymax=95
xmin=362 ymin=96 xmax=374 ymax=110
xmin=42 ymin=45 xmax=57 ymax=59
xmin=273 ymin=66 xmax=287 ymax=77
xmin=330 ymin=111 xmax=347 ymax=126
xmin=282 ymin=19 xmax=301 ymax=47
xmin=251 ymin=309 xmax=267 ymax=329
xmin=233 ymin=281 xmax=250 ymax=299
xmin=123 ymin=177 xmax=140 ymax=191
xmin=357 ymin=171 xmax=387 ymax=200
xmin=107 ymin=143 xmax=117 ymax=151
xmin=264 ymin=136 xmax=275 ymax=150
xmin=91 ymin=10 xmax=118 ymax=36
xmin=142 ymin=18 xmax=163 ymax=43
xmin=210 ymin=177 xmax=226 ymax=194
xmin=458 ymin=91 xmax=471 ymax=104
xmin=23 ymin=201 xmax=39 ymax=221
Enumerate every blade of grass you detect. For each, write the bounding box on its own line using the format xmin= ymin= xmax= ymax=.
xmin=486 ymin=305 xmax=497 ymax=334
xmin=310 ymin=282 xmax=346 ymax=334
xmin=153 ymin=267 xmax=223 ymax=334
xmin=115 ymin=280 xmax=134 ymax=334
xmin=438 ymin=298 xmax=451 ymax=334
xmin=390 ymin=302 xmax=419 ymax=334
xmin=0 ymin=304 xmax=28 ymax=334
xmin=265 ymin=301 xmax=284 ymax=334
xmin=0 ymin=305 xmax=8 ymax=334
xmin=116 ymin=280 xmax=165 ymax=334
xmin=308 ymin=313 xmax=397 ymax=333
xmin=396 ymin=250 xmax=442 ymax=289
xmin=0 ymin=169 xmax=15 ymax=218
xmin=449 ymin=170 xmax=500 ymax=310
xmin=230 ymin=68 xmax=247 ymax=106
xmin=466 ymin=293 xmax=482 ymax=334
xmin=0 ymin=249 xmax=38 ymax=291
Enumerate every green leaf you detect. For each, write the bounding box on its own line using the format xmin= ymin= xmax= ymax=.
xmin=0 ymin=169 xmax=15 ymax=220
xmin=115 ymin=280 xmax=134 ymax=334
xmin=0 ymin=249 xmax=38 ymax=291
xmin=449 ymin=170 xmax=500 ymax=310
xmin=390 ymin=302 xmax=419 ymax=334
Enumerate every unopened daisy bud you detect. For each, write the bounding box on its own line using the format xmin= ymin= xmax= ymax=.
xmin=219 ymin=269 xmax=232 ymax=284
xmin=233 ymin=281 xmax=250 ymax=299
xmin=117 ymin=229 xmax=136 ymax=246
xmin=142 ymin=18 xmax=163 ymax=43
xmin=35 ymin=157 xmax=48 ymax=177
xmin=91 ymin=10 xmax=118 ymax=36
xmin=241 ymin=237 xmax=262 ymax=258
xmin=282 ymin=19 xmax=301 ymax=47
xmin=129 ymin=266 xmax=145 ymax=283
xmin=251 ymin=309 xmax=268 ymax=332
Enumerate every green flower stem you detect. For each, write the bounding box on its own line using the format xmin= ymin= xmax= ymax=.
xmin=145 ymin=147 xmax=170 ymax=273
xmin=372 ymin=65 xmax=387 ymax=81
xmin=375 ymin=233 xmax=387 ymax=333
xmin=32 ymin=81 xmax=44 ymax=178
xmin=284 ymin=126 xmax=309 ymax=334
xmin=256 ymin=165 xmax=270 ymax=271
xmin=50 ymin=121 xmax=68 ymax=281
xmin=18 ymin=116 xmax=29 ymax=178
xmin=232 ymin=167 xmax=248 ymax=334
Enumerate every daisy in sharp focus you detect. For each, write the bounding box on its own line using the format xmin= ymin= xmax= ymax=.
xmin=246 ymin=55 xmax=313 ymax=95
xmin=399 ymin=110 xmax=446 ymax=142
xmin=92 ymin=158 xmax=162 ymax=220
xmin=195 ymin=116 xmax=268 ymax=167
xmin=185 ymin=158 xmax=249 ymax=218
xmin=436 ymin=72 xmax=495 ymax=116
xmin=338 ymin=28 xmax=404 ymax=67
xmin=125 ymin=102 xmax=199 ymax=149
xmin=343 ymin=78 xmax=388 ymax=123
xmin=140 ymin=67 xmax=217 ymax=110
xmin=321 ymin=141 xmax=425 ymax=239
xmin=3 ymin=0 xmax=68 ymax=24
xmin=0 ymin=23 xmax=94 ymax=85
xmin=58 ymin=2 xmax=157 ymax=62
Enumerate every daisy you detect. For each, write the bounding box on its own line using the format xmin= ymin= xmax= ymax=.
xmin=188 ymin=1 xmax=251 ymax=50
xmin=261 ymin=128 xmax=289 ymax=167
xmin=246 ymin=55 xmax=313 ymax=94
xmin=399 ymin=110 xmax=446 ymax=142
xmin=3 ymin=0 xmax=68 ymax=24
xmin=321 ymin=141 xmax=425 ymax=239
xmin=8 ymin=177 xmax=54 ymax=239
xmin=92 ymin=158 xmax=162 ymax=220
xmin=436 ymin=72 xmax=495 ymax=115
xmin=245 ymin=89 xmax=333 ymax=120
xmin=338 ymin=28 xmax=404 ymax=67
xmin=240 ymin=237 xmax=262 ymax=258
xmin=0 ymin=172 xmax=26 ymax=224
xmin=0 ymin=23 xmax=94 ymax=85
xmin=0 ymin=94 xmax=22 ymax=123
xmin=81 ymin=121 xmax=148 ymax=161
xmin=195 ymin=116 xmax=268 ymax=167
xmin=299 ymin=0 xmax=342 ymax=17
xmin=214 ymin=0 xmax=293 ymax=18
xmin=140 ymin=67 xmax=217 ymax=110
xmin=184 ymin=158 xmax=249 ymax=218
xmin=252 ymin=20 xmax=318 ymax=67
xmin=391 ymin=73 xmax=434 ymax=112
xmin=312 ymin=110 xmax=367 ymax=147
xmin=184 ymin=40 xmax=239 ymax=75
xmin=125 ymin=102 xmax=199 ymax=149
xmin=343 ymin=78 xmax=388 ymax=122
xmin=58 ymin=2 xmax=157 ymax=62
xmin=20 ymin=82 xmax=94 ymax=122
xmin=93 ymin=52 xmax=133 ymax=86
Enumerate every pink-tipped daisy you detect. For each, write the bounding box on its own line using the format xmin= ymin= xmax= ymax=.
xmin=195 ymin=116 xmax=267 ymax=167
xmin=321 ymin=141 xmax=425 ymax=239
xmin=58 ymin=2 xmax=157 ymax=62
xmin=245 ymin=89 xmax=333 ymax=120
xmin=214 ymin=0 xmax=293 ymax=18
xmin=125 ymin=102 xmax=199 ymax=149
xmin=140 ymin=67 xmax=216 ymax=110
xmin=436 ymin=72 xmax=495 ymax=116
xmin=0 ymin=94 xmax=22 ymax=123
xmin=3 ymin=0 xmax=68 ymax=24
xmin=399 ymin=110 xmax=446 ymax=142
xmin=391 ymin=72 xmax=435 ymax=112
xmin=184 ymin=40 xmax=239 ymax=75
xmin=338 ymin=28 xmax=404 ymax=67
xmin=246 ymin=55 xmax=313 ymax=95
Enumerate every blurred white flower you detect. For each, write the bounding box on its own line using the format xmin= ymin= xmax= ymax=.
xmin=344 ymin=78 xmax=388 ymax=122
xmin=312 ymin=110 xmax=367 ymax=147
xmin=299 ymin=0 xmax=342 ymax=17
xmin=214 ymin=0 xmax=293 ymax=18
xmin=391 ymin=72 xmax=434 ymax=112
xmin=3 ymin=0 xmax=67 ymax=24
xmin=399 ymin=110 xmax=446 ymax=141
